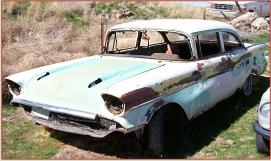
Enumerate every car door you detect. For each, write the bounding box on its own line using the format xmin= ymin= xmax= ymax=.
xmin=220 ymin=31 xmax=249 ymax=91
xmin=191 ymin=31 xmax=235 ymax=116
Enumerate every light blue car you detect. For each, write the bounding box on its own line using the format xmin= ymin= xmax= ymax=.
xmin=5 ymin=19 xmax=267 ymax=156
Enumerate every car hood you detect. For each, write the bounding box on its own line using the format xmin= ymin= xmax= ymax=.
xmin=15 ymin=56 xmax=164 ymax=115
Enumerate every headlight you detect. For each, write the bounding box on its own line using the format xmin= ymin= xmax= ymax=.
xmin=6 ymin=79 xmax=21 ymax=96
xmin=101 ymin=94 xmax=125 ymax=115
xmin=259 ymin=102 xmax=270 ymax=119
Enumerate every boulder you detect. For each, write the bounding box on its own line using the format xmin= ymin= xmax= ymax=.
xmin=251 ymin=17 xmax=270 ymax=32
xmin=231 ymin=12 xmax=258 ymax=31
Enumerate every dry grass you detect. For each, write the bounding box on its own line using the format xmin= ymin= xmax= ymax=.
xmin=157 ymin=2 xmax=205 ymax=19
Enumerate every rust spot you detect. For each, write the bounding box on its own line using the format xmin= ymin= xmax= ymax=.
xmin=251 ymin=67 xmax=258 ymax=75
xmin=162 ymin=71 xmax=203 ymax=93
xmin=221 ymin=57 xmax=226 ymax=62
xmin=197 ymin=63 xmax=204 ymax=70
xmin=216 ymin=56 xmax=235 ymax=74
xmin=121 ymin=87 xmax=159 ymax=110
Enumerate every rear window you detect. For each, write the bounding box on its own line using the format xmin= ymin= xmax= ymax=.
xmin=195 ymin=32 xmax=221 ymax=58
xmin=221 ymin=32 xmax=242 ymax=52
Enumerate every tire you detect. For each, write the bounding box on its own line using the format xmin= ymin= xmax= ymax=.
xmin=256 ymin=133 xmax=270 ymax=153
xmin=241 ymin=75 xmax=253 ymax=96
xmin=148 ymin=110 xmax=165 ymax=158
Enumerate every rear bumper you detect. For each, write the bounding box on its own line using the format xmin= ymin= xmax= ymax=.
xmin=253 ymin=121 xmax=270 ymax=140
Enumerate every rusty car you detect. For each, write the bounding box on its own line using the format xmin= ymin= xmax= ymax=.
xmin=5 ymin=19 xmax=267 ymax=156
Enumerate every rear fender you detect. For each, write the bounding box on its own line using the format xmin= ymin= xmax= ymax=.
xmin=246 ymin=43 xmax=268 ymax=75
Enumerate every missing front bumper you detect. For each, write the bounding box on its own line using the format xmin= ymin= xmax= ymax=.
xmin=22 ymin=107 xmax=125 ymax=138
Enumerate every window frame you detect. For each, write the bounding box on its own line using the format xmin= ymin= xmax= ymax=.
xmin=193 ymin=29 xmax=244 ymax=60
xmin=194 ymin=31 xmax=223 ymax=59
xmin=219 ymin=31 xmax=244 ymax=53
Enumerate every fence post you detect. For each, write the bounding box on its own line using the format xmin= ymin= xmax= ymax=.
xmin=100 ymin=17 xmax=104 ymax=52
xmin=203 ymin=8 xmax=206 ymax=20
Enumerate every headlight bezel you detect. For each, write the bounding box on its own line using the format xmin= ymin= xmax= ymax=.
xmin=101 ymin=94 xmax=125 ymax=115
xmin=6 ymin=79 xmax=21 ymax=96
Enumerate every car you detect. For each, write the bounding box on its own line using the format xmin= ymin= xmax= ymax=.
xmin=5 ymin=19 xmax=267 ymax=156
xmin=254 ymin=87 xmax=270 ymax=154
xmin=206 ymin=1 xmax=270 ymax=19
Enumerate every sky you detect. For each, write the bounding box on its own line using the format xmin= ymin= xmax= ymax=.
xmin=181 ymin=1 xmax=209 ymax=7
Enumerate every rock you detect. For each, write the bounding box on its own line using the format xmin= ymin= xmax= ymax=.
xmin=225 ymin=139 xmax=235 ymax=145
xmin=265 ymin=17 xmax=270 ymax=23
xmin=252 ymin=17 xmax=270 ymax=32
xmin=231 ymin=12 xmax=258 ymax=31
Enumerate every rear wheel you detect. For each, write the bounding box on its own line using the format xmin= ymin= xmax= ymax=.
xmin=241 ymin=75 xmax=253 ymax=96
xmin=256 ymin=133 xmax=270 ymax=153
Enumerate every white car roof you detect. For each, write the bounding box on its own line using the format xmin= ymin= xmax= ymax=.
xmin=108 ymin=19 xmax=238 ymax=35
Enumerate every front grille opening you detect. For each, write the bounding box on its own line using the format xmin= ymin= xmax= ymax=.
xmin=20 ymin=105 xmax=121 ymax=131
xmin=49 ymin=112 xmax=121 ymax=130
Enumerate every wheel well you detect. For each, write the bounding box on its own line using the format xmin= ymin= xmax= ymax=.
xmin=148 ymin=102 xmax=188 ymax=124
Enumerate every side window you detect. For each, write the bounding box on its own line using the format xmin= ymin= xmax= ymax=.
xmin=140 ymin=31 xmax=165 ymax=47
xmin=196 ymin=32 xmax=221 ymax=58
xmin=221 ymin=32 xmax=242 ymax=52
xmin=165 ymin=33 xmax=192 ymax=59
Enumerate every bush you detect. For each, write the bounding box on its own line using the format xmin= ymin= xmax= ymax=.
xmin=90 ymin=2 xmax=169 ymax=19
xmin=63 ymin=10 xmax=89 ymax=27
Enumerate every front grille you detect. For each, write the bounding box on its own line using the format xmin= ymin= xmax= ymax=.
xmin=49 ymin=112 xmax=105 ymax=130
xmin=211 ymin=3 xmax=234 ymax=10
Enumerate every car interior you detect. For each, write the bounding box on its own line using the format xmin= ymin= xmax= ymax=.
xmin=105 ymin=31 xmax=193 ymax=60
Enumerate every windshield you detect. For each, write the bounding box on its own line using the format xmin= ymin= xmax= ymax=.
xmin=105 ymin=30 xmax=193 ymax=60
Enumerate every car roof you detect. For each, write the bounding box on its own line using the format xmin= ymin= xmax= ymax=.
xmin=108 ymin=19 xmax=238 ymax=35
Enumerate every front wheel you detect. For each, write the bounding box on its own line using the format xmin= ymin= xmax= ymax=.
xmin=241 ymin=75 xmax=253 ymax=96
xmin=256 ymin=133 xmax=270 ymax=153
xmin=147 ymin=110 xmax=165 ymax=158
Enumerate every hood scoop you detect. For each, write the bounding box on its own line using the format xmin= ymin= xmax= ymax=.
xmin=88 ymin=78 xmax=102 ymax=88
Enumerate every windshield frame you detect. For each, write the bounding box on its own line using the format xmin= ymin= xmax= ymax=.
xmin=103 ymin=29 xmax=196 ymax=61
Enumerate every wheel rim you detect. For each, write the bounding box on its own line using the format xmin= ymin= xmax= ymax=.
xmin=243 ymin=75 xmax=252 ymax=96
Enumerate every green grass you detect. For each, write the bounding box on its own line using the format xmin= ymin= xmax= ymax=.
xmin=244 ymin=33 xmax=270 ymax=56
xmin=63 ymin=10 xmax=89 ymax=27
xmin=2 ymin=103 xmax=59 ymax=159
